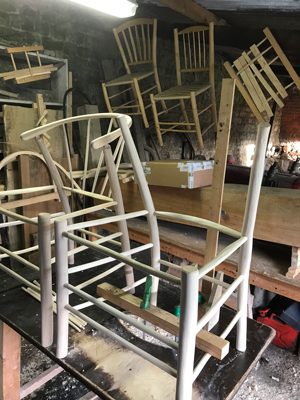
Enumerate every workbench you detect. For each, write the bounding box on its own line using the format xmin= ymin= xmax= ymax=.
xmin=105 ymin=217 xmax=300 ymax=303
xmin=0 ymin=251 xmax=274 ymax=400
xmin=119 ymin=181 xmax=300 ymax=302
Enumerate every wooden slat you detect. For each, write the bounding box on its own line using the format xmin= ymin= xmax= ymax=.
xmin=1 ymin=191 xmax=60 ymax=211
xmin=6 ymin=45 xmax=44 ymax=54
xmin=264 ymin=27 xmax=300 ymax=90
xmin=97 ymin=282 xmax=230 ymax=360
xmin=236 ymin=56 xmax=273 ymax=117
xmin=224 ymin=61 xmax=265 ymax=122
xmin=242 ymin=51 xmax=284 ymax=108
xmin=15 ymin=73 xmax=51 ymax=85
xmin=234 ymin=57 xmax=265 ymax=114
xmin=1 ymin=65 xmax=57 ymax=80
xmin=250 ymin=44 xmax=287 ymax=99
xmin=0 ymin=322 xmax=20 ymax=400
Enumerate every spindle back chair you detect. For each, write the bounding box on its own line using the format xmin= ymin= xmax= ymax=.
xmin=150 ymin=23 xmax=217 ymax=149
xmin=102 ymin=18 xmax=166 ymax=128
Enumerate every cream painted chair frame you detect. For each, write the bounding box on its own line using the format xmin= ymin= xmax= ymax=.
xmin=21 ymin=114 xmax=142 ymax=292
xmin=150 ymin=23 xmax=217 ymax=149
xmin=102 ymin=18 xmax=166 ymax=128
xmin=52 ymin=114 xmax=270 ymax=399
xmin=224 ymin=27 xmax=300 ymax=122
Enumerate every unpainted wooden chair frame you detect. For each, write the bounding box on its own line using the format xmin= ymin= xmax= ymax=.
xmin=150 ymin=23 xmax=217 ymax=149
xmin=224 ymin=27 xmax=300 ymax=122
xmin=102 ymin=18 xmax=166 ymax=128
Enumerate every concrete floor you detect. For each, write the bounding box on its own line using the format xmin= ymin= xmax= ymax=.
xmin=21 ymin=340 xmax=299 ymax=399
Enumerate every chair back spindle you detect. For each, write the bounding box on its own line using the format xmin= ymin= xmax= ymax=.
xmin=113 ymin=18 xmax=157 ymax=74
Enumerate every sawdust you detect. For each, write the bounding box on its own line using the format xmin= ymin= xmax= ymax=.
xmin=73 ymin=331 xmax=178 ymax=400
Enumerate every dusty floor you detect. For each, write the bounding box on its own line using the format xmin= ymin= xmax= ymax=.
xmin=21 ymin=340 xmax=300 ymax=399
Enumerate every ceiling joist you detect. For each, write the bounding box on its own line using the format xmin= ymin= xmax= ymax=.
xmin=159 ymin=0 xmax=227 ymax=26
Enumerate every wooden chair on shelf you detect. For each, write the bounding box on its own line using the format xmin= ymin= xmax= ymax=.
xmin=101 ymin=18 xmax=166 ymax=128
xmin=224 ymin=27 xmax=300 ymax=123
xmin=150 ymin=23 xmax=217 ymax=150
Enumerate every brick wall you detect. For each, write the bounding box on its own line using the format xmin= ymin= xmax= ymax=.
xmin=280 ymin=87 xmax=300 ymax=142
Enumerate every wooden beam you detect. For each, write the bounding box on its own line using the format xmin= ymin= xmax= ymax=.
xmin=204 ymin=79 xmax=235 ymax=263
xmin=203 ymin=78 xmax=235 ymax=321
xmin=159 ymin=0 xmax=226 ymax=25
xmin=0 ymin=322 xmax=20 ymax=400
xmin=20 ymin=366 xmax=63 ymax=399
xmin=97 ymin=282 xmax=230 ymax=360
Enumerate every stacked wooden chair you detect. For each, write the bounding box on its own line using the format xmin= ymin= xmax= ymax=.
xmin=150 ymin=23 xmax=217 ymax=150
xmin=224 ymin=27 xmax=300 ymax=122
xmin=101 ymin=18 xmax=166 ymax=128
xmin=18 ymin=112 xmax=271 ymax=398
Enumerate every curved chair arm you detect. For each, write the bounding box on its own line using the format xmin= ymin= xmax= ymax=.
xmin=154 ymin=211 xmax=242 ymax=239
xmin=20 ymin=113 xmax=132 ymax=141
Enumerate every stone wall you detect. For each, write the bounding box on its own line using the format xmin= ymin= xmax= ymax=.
xmin=0 ymin=0 xmax=262 ymax=164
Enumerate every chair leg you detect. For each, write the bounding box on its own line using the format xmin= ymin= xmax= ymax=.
xmin=153 ymin=69 xmax=167 ymax=111
xmin=179 ymin=99 xmax=191 ymax=130
xmin=190 ymin=92 xmax=204 ymax=150
xmin=150 ymin=93 xmax=163 ymax=146
xmin=132 ymin=78 xmax=149 ymax=128
xmin=102 ymin=83 xmax=114 ymax=114
xmin=210 ymin=84 xmax=218 ymax=132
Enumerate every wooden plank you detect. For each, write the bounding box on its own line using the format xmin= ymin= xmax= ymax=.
xmin=0 ymin=89 xmax=18 ymax=99
xmin=203 ymin=79 xmax=235 ymax=304
xmin=159 ymin=0 xmax=225 ymax=25
xmin=263 ymin=27 xmax=300 ymax=90
xmin=120 ymin=182 xmax=300 ymax=248
xmin=224 ymin=61 xmax=265 ymax=122
xmin=250 ymin=45 xmax=287 ymax=99
xmin=20 ymin=366 xmax=63 ymax=399
xmin=1 ymin=65 xmax=57 ymax=80
xmin=16 ymin=73 xmax=51 ymax=85
xmin=3 ymin=105 xmax=64 ymax=158
xmin=97 ymin=282 xmax=230 ymax=360
xmin=6 ymin=45 xmax=44 ymax=54
xmin=0 ymin=322 xmax=20 ymax=400
xmin=1 ymin=192 xmax=60 ymax=210
xmin=242 ymin=51 xmax=284 ymax=108
xmin=204 ymin=79 xmax=235 ymax=263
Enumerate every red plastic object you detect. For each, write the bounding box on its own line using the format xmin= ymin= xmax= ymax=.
xmin=257 ymin=309 xmax=299 ymax=349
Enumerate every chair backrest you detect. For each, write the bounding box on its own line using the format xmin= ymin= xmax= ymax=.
xmin=20 ymin=113 xmax=131 ymax=213
xmin=174 ymin=22 xmax=214 ymax=85
xmin=224 ymin=27 xmax=300 ymax=122
xmin=113 ymin=18 xmax=158 ymax=74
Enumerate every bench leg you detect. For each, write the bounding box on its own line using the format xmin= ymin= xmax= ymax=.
xmin=0 ymin=322 xmax=20 ymax=400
